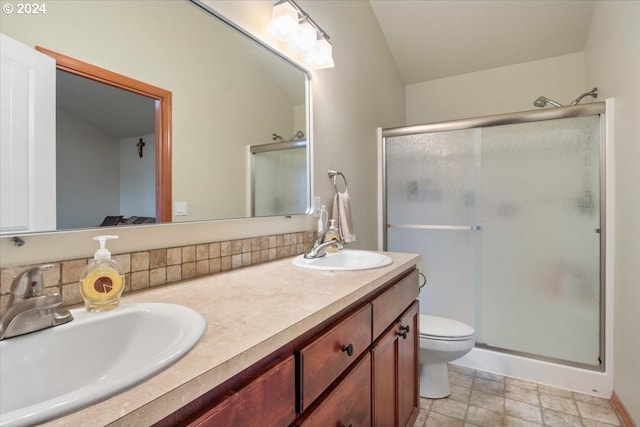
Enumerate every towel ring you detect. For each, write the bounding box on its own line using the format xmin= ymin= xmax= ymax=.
xmin=328 ymin=170 xmax=348 ymax=193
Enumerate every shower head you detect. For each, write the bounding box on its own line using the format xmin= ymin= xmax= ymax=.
xmin=570 ymin=87 xmax=598 ymax=105
xmin=533 ymin=96 xmax=563 ymax=108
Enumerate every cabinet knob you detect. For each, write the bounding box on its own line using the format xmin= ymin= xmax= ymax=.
xmin=341 ymin=424 xmax=353 ymax=427
xmin=398 ymin=324 xmax=410 ymax=339
xmin=341 ymin=343 xmax=354 ymax=356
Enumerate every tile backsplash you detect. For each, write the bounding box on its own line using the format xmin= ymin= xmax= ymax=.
xmin=0 ymin=231 xmax=314 ymax=314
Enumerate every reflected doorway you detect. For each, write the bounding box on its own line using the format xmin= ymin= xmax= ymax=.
xmin=36 ymin=46 xmax=172 ymax=228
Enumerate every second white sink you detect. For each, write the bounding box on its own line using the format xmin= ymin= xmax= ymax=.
xmin=0 ymin=302 xmax=206 ymax=427
xmin=293 ymin=249 xmax=393 ymax=271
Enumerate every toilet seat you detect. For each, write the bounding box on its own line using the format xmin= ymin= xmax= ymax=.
xmin=420 ymin=314 xmax=474 ymax=341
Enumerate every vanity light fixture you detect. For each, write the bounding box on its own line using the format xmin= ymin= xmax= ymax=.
xmin=268 ymin=0 xmax=335 ymax=69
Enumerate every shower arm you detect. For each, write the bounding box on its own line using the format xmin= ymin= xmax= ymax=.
xmin=570 ymin=87 xmax=598 ymax=106
xmin=543 ymin=98 xmax=563 ymax=108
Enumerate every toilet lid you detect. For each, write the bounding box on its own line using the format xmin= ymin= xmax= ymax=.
xmin=419 ymin=314 xmax=474 ymax=339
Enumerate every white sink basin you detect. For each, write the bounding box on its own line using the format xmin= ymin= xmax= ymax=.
xmin=0 ymin=302 xmax=206 ymax=427
xmin=293 ymin=249 xmax=393 ymax=271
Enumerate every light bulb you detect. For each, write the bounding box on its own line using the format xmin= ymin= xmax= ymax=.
xmin=306 ymin=37 xmax=335 ymax=69
xmin=288 ymin=21 xmax=317 ymax=55
xmin=267 ymin=1 xmax=299 ymax=41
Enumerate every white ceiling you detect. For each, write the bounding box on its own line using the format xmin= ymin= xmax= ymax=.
xmin=369 ymin=0 xmax=596 ymax=85
xmin=57 ymin=70 xmax=156 ymax=139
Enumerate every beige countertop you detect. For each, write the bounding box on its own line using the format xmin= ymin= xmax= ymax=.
xmin=41 ymin=250 xmax=419 ymax=427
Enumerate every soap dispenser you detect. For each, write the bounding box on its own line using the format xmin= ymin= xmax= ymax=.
xmin=79 ymin=235 xmax=125 ymax=312
xmin=323 ymin=219 xmax=342 ymax=253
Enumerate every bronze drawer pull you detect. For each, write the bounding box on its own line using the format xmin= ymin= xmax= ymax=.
xmin=341 ymin=424 xmax=353 ymax=427
xmin=341 ymin=343 xmax=354 ymax=356
xmin=398 ymin=325 xmax=410 ymax=339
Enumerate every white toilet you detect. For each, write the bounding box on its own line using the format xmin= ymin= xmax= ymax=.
xmin=419 ymin=314 xmax=475 ymax=398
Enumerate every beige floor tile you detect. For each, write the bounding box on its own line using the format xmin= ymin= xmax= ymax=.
xmin=476 ymin=370 xmax=506 ymax=383
xmin=541 ymin=408 xmax=583 ymax=427
xmin=419 ymin=397 xmax=433 ymax=411
xmin=470 ymin=389 xmax=505 ymax=414
xmin=582 ymin=418 xmax=623 ymax=427
xmin=505 ymin=398 xmax=542 ymax=424
xmin=504 ymin=415 xmax=543 ymax=427
xmin=539 ymin=384 xmax=574 ymax=398
xmin=450 ymin=370 xmax=475 ymax=388
xmin=425 ymin=412 xmax=466 ymax=427
xmin=466 ymin=406 xmax=506 ymax=427
xmin=472 ymin=377 xmax=506 ymax=396
xmin=419 ymin=367 xmax=627 ymax=427
xmin=574 ymin=392 xmax=614 ymax=409
xmin=449 ymin=384 xmax=472 ymax=404
xmin=576 ymin=400 xmax=621 ymax=425
xmin=413 ymin=408 xmax=428 ymax=427
xmin=506 ymin=377 xmax=539 ymax=390
xmin=431 ymin=397 xmax=469 ymax=420
xmin=450 ymin=364 xmax=475 ymax=376
xmin=506 ymin=383 xmax=541 ymax=406
xmin=540 ymin=392 xmax=579 ymax=416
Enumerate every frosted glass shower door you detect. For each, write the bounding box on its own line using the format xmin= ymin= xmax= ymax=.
xmin=480 ymin=116 xmax=601 ymax=366
xmin=252 ymin=146 xmax=307 ymax=216
xmin=385 ymin=129 xmax=481 ymax=327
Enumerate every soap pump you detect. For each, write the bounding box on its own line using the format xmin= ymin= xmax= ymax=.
xmin=79 ymin=235 xmax=125 ymax=312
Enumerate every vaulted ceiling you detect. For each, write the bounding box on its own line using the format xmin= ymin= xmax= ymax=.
xmin=369 ymin=0 xmax=596 ymax=85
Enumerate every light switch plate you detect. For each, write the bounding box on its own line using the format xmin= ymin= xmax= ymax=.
xmin=174 ymin=201 xmax=188 ymax=216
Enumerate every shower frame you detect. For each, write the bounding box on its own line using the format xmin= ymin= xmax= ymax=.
xmin=249 ymin=139 xmax=307 ymax=217
xmin=379 ymin=102 xmax=607 ymax=372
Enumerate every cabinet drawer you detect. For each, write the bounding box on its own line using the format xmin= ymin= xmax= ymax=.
xmin=296 ymin=303 xmax=372 ymax=413
xmin=191 ymin=356 xmax=295 ymax=427
xmin=296 ymin=352 xmax=372 ymax=427
xmin=371 ymin=269 xmax=419 ymax=339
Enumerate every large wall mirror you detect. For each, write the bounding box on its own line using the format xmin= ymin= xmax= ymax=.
xmin=0 ymin=0 xmax=310 ymax=233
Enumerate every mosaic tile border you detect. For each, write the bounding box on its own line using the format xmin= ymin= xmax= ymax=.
xmin=0 ymin=231 xmax=314 ymax=314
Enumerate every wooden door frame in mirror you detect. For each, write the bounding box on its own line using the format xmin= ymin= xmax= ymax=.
xmin=35 ymin=46 xmax=172 ymax=223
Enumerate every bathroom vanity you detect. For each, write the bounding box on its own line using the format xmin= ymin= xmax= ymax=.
xmin=38 ymin=251 xmax=419 ymax=427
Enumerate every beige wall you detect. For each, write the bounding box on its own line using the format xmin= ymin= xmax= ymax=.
xmin=585 ymin=2 xmax=640 ymax=421
xmin=301 ymin=1 xmax=406 ymax=250
xmin=0 ymin=0 xmax=404 ymax=266
xmin=406 ymin=53 xmax=586 ymax=124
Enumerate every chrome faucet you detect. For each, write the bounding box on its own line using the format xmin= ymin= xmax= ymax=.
xmin=304 ymin=230 xmax=343 ymax=259
xmin=0 ymin=265 xmax=73 ymax=340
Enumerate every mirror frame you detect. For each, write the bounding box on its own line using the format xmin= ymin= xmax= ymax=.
xmin=35 ymin=46 xmax=174 ymax=223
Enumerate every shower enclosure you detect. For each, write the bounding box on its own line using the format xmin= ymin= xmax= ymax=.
xmin=380 ymin=103 xmax=606 ymax=372
xmin=250 ymin=140 xmax=307 ymax=216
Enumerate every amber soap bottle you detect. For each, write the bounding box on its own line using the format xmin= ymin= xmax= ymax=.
xmin=79 ymin=235 xmax=125 ymax=312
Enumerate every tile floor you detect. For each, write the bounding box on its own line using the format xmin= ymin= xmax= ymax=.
xmin=413 ymin=365 xmax=625 ymax=427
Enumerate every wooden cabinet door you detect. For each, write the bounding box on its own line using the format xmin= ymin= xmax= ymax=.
xmin=296 ymin=353 xmax=371 ymax=427
xmin=398 ymin=302 xmax=419 ymax=427
xmin=372 ymin=301 xmax=419 ymax=427
xmin=372 ymin=323 xmax=398 ymax=427
xmin=191 ymin=356 xmax=295 ymax=427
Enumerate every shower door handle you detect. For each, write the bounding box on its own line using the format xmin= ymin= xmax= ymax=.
xmin=387 ymin=224 xmax=482 ymax=231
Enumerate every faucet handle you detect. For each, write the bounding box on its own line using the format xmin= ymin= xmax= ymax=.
xmin=10 ymin=264 xmax=54 ymax=299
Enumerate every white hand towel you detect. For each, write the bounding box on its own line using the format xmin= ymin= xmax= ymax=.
xmin=332 ymin=190 xmax=356 ymax=243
